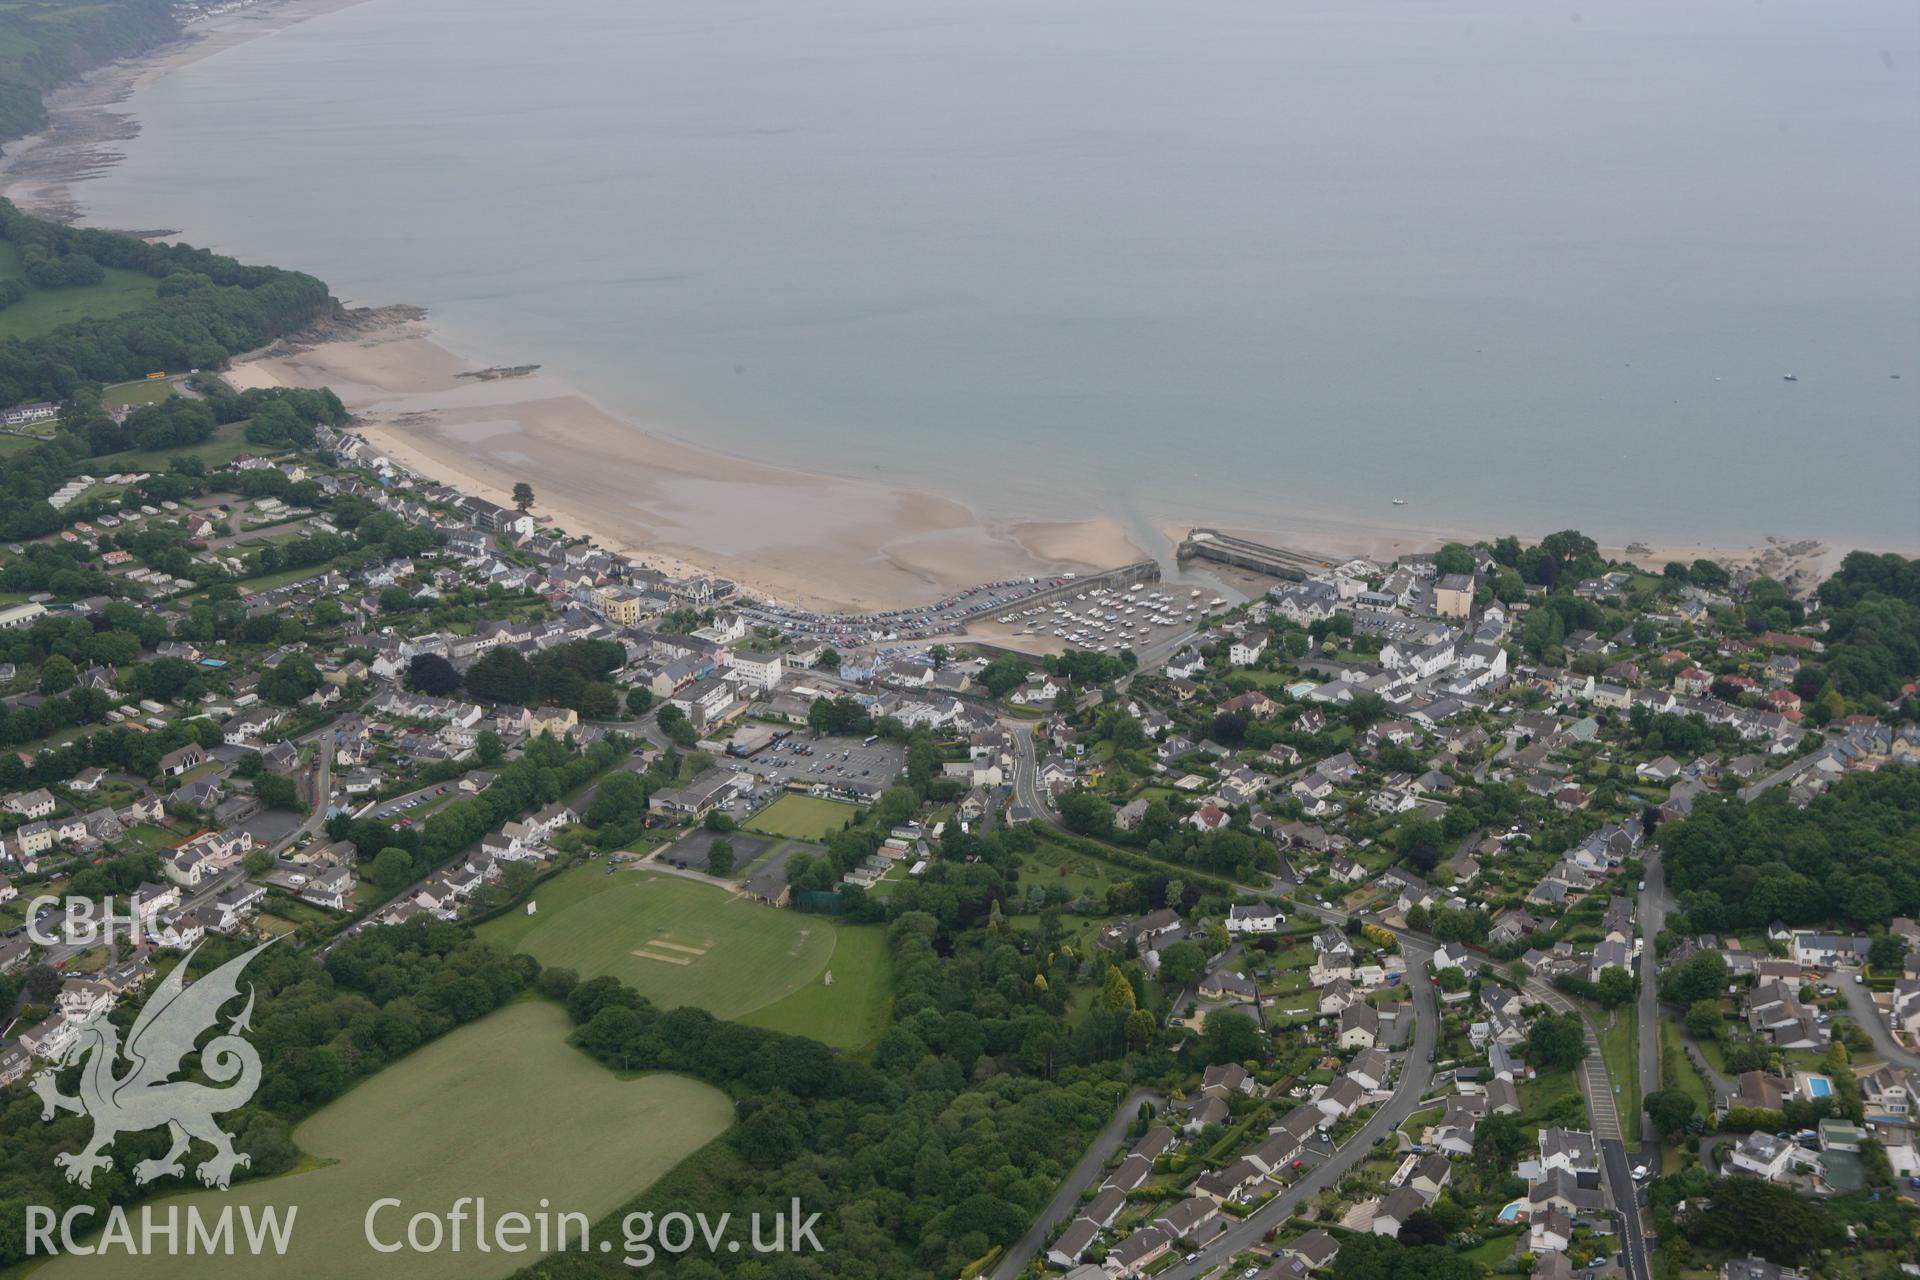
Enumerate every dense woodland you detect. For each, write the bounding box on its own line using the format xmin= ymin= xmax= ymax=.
xmin=1662 ymin=769 xmax=1920 ymax=931
xmin=1816 ymin=551 xmax=1920 ymax=703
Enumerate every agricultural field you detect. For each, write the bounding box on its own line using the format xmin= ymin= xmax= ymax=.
xmin=744 ymin=793 xmax=859 ymax=841
xmin=0 ymin=242 xmax=160 ymax=340
xmin=36 ymin=1001 xmax=730 ymax=1280
xmin=479 ymin=868 xmax=887 ymax=1046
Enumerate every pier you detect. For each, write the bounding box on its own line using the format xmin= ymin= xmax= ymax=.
xmin=1175 ymin=529 xmax=1327 ymax=581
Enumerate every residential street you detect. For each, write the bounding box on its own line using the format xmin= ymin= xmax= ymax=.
xmin=989 ymin=1088 xmax=1164 ymax=1280
xmin=1839 ymin=976 xmax=1920 ymax=1074
xmin=1155 ymin=932 xmax=1439 ymax=1280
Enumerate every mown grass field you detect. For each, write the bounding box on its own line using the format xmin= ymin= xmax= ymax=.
xmin=0 ymin=240 xmax=159 ymax=340
xmin=479 ymin=868 xmax=887 ymax=1047
xmin=101 ymin=377 xmax=176 ymax=409
xmin=37 ymin=1001 xmax=730 ymax=1280
xmin=740 ymin=919 xmax=893 ymax=1051
xmin=744 ymin=793 xmax=859 ymax=841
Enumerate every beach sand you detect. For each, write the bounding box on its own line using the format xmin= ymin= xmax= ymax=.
xmin=226 ymin=312 xmax=1149 ymax=613
xmin=229 ymin=306 xmax=1865 ymax=611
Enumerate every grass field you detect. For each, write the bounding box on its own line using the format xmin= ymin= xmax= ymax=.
xmin=479 ymin=867 xmax=888 ymax=1047
xmin=102 ymin=377 xmax=176 ymax=410
xmin=1662 ymin=1021 xmax=1714 ymax=1114
xmin=744 ymin=793 xmax=859 ymax=841
xmin=0 ymin=241 xmax=159 ymax=341
xmin=37 ymin=1001 xmax=730 ymax=1280
xmin=1518 ymin=1068 xmax=1587 ymax=1135
xmin=741 ymin=919 xmax=893 ymax=1051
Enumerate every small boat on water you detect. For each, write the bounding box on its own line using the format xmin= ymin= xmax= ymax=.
xmin=1391 ymin=497 xmax=1408 ymax=506
xmin=1782 ymin=373 xmax=1798 ymax=382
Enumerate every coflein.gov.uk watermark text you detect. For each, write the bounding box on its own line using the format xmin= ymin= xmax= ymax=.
xmin=26 ymin=1198 xmax=824 ymax=1268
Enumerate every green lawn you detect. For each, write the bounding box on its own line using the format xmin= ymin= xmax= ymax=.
xmin=740 ymin=920 xmax=893 ymax=1052
xmin=744 ymin=793 xmax=860 ymax=841
xmin=1017 ymin=844 xmax=1112 ymax=905
xmin=1518 ymin=1068 xmax=1587 ymax=1135
xmin=101 ymin=377 xmax=176 ymax=410
xmin=479 ymin=867 xmax=882 ymax=1044
xmin=37 ymin=1001 xmax=731 ymax=1280
xmin=0 ymin=241 xmax=159 ymax=341
xmin=1597 ymin=1004 xmax=1641 ymax=1143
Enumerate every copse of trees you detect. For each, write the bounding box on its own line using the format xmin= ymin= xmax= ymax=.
xmin=1662 ymin=769 xmax=1920 ymax=932
xmin=1815 ymin=551 xmax=1920 ymax=702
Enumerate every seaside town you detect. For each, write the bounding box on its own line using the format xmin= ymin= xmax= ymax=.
xmin=2 ymin=338 xmax=1918 ymax=1280
xmin=0 ymin=3 xmax=1914 ymax=1280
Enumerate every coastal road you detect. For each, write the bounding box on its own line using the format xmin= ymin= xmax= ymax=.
xmin=1156 ymin=938 xmax=1440 ymax=1280
xmin=989 ymin=1088 xmax=1163 ymax=1280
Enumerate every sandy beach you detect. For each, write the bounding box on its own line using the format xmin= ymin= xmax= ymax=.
xmin=226 ymin=311 xmax=1149 ymax=613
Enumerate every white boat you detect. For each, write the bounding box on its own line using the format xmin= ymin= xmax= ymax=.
xmin=1392 ymin=497 xmax=1408 ymax=506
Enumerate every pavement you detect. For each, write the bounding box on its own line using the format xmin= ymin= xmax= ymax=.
xmin=989 ymin=1088 xmax=1163 ymax=1280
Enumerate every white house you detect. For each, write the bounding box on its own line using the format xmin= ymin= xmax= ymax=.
xmin=1226 ymin=903 xmax=1285 ymax=935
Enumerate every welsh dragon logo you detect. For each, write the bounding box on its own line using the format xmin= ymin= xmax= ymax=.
xmin=32 ymin=941 xmax=272 ymax=1190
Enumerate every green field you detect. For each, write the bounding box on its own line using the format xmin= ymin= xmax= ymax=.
xmin=479 ymin=868 xmax=888 ymax=1047
xmin=740 ymin=919 xmax=893 ymax=1051
xmin=37 ymin=1001 xmax=731 ymax=1280
xmin=0 ymin=240 xmax=159 ymax=340
xmin=744 ymin=793 xmax=859 ymax=841
xmin=102 ymin=377 xmax=176 ymax=409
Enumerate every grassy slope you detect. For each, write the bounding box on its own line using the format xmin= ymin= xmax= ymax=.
xmin=0 ymin=240 xmax=159 ymax=341
xmin=35 ymin=1001 xmax=732 ymax=1280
